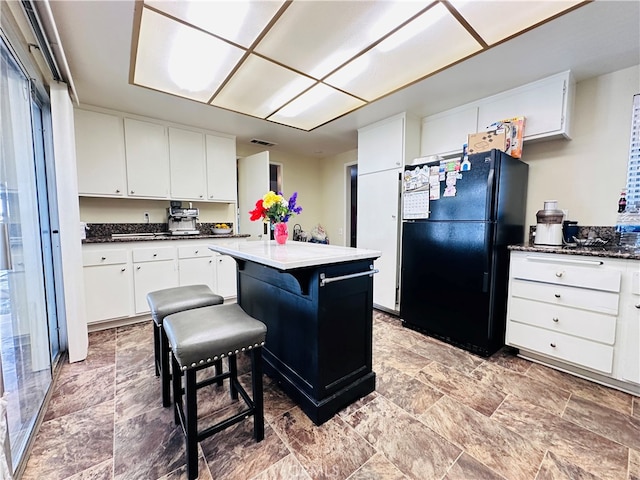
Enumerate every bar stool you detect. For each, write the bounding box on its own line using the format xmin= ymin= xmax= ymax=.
xmin=163 ymin=303 xmax=267 ymax=480
xmin=147 ymin=285 xmax=224 ymax=407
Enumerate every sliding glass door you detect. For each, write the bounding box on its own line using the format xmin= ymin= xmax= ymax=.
xmin=0 ymin=36 xmax=58 ymax=472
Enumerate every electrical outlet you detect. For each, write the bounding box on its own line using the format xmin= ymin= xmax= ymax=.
xmin=144 ymin=212 xmax=150 ymax=223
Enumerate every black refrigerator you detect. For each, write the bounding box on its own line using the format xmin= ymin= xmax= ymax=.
xmin=399 ymin=149 xmax=528 ymax=357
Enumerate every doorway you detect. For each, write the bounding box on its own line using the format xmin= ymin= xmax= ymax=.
xmin=347 ymin=164 xmax=358 ymax=247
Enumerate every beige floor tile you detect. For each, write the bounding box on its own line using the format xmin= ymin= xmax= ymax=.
xmin=492 ymin=395 xmax=628 ymax=480
xmin=346 ymin=395 xmax=460 ymax=480
xmin=562 ymin=395 xmax=640 ymax=450
xmin=420 ymin=395 xmax=545 ymax=480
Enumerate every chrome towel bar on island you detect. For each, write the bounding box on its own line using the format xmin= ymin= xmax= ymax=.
xmin=319 ymin=266 xmax=379 ymax=287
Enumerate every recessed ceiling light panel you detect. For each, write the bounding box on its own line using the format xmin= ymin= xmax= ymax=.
xmin=134 ymin=8 xmax=244 ymax=102
xmin=326 ymin=3 xmax=482 ymax=101
xmin=212 ymin=54 xmax=315 ymax=118
xmin=254 ymin=0 xmax=427 ymax=79
xmin=450 ymin=0 xmax=585 ymax=45
xmin=268 ymin=84 xmax=365 ymax=131
xmin=144 ymin=0 xmax=286 ymax=48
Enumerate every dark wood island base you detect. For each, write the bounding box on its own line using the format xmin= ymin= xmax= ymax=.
xmin=208 ymin=241 xmax=381 ymax=425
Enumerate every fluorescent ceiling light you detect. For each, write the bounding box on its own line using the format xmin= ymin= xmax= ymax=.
xmin=168 ymin=28 xmax=222 ymax=92
xmin=132 ymin=0 xmax=589 ymax=131
xmin=376 ymin=5 xmax=448 ymax=53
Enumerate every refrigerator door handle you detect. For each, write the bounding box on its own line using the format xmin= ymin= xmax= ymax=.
xmin=482 ymin=272 xmax=489 ymax=293
xmin=485 ymin=166 xmax=496 ymax=221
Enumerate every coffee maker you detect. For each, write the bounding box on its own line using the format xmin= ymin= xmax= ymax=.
xmin=167 ymin=201 xmax=200 ymax=235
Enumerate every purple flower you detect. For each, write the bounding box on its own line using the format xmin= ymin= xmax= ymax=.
xmin=288 ymin=192 xmax=303 ymax=215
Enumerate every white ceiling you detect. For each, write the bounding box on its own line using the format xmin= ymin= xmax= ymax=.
xmin=48 ymin=0 xmax=639 ymax=158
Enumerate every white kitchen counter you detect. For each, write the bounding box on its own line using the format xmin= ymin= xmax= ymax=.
xmin=208 ymin=240 xmax=381 ymax=270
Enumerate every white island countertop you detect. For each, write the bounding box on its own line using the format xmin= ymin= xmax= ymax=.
xmin=208 ymin=240 xmax=381 ymax=270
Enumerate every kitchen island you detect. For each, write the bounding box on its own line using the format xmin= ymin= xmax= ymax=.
xmin=208 ymin=240 xmax=381 ymax=425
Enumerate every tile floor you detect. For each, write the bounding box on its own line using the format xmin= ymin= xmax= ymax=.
xmin=21 ymin=311 xmax=640 ymax=480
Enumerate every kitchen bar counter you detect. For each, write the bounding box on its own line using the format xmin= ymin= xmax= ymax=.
xmin=209 ymin=240 xmax=381 ymax=425
xmin=208 ymin=240 xmax=381 ymax=270
xmin=509 ymin=243 xmax=640 ymax=261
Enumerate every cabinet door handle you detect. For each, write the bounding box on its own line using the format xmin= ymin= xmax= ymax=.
xmin=199 ymin=195 xmax=203 ymax=198
xmin=550 ymin=343 xmax=556 ymax=348
xmin=153 ymin=253 xmax=157 ymax=257
xmin=195 ymin=250 xmax=198 ymax=254
xmin=552 ymin=317 xmax=559 ymax=322
xmin=136 ymin=266 xmax=141 ymax=270
xmin=554 ymin=293 xmax=561 ymax=298
xmin=636 ymin=304 xmax=640 ymax=309
xmin=116 ymin=189 xmax=120 ymax=193
xmin=101 ymin=256 xmax=106 ymax=261
xmin=130 ymin=190 xmax=135 ymax=194
xmin=121 ymin=267 xmax=126 ymax=272
xmin=555 ymin=271 xmax=564 ymax=278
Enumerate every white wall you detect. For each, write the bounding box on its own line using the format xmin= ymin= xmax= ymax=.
xmin=79 ymin=197 xmax=235 ymax=224
xmin=319 ymin=149 xmax=357 ymax=247
xmin=520 ymin=65 xmax=639 ymax=226
xmin=236 ymin=144 xmax=324 ymax=236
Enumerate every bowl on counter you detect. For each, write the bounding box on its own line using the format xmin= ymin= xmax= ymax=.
xmin=212 ymin=227 xmax=233 ymax=235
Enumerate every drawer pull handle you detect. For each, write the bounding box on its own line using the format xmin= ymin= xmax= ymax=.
xmin=121 ymin=268 xmax=126 ymax=272
xmin=101 ymin=256 xmax=106 ymax=261
xmin=552 ymin=317 xmax=559 ymax=322
xmin=195 ymin=250 xmax=198 ymax=254
xmin=526 ymin=256 xmax=603 ymax=266
xmin=153 ymin=253 xmax=157 ymax=257
xmin=554 ymin=293 xmax=561 ymax=298
xmin=555 ymin=271 xmax=564 ymax=278
xmin=636 ymin=304 xmax=640 ymax=309
xmin=136 ymin=266 xmax=141 ymax=270
xmin=550 ymin=343 xmax=556 ymax=348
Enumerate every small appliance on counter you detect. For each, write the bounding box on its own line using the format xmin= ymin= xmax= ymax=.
xmin=534 ymin=200 xmax=564 ymax=246
xmin=167 ymin=201 xmax=200 ymax=235
xmin=562 ymin=220 xmax=579 ymax=244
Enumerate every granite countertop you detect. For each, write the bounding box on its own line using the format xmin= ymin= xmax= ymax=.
xmin=81 ymin=222 xmax=250 ymax=244
xmin=83 ymin=233 xmax=250 ymax=244
xmin=208 ymin=240 xmax=381 ymax=270
xmin=509 ymin=243 xmax=640 ymax=261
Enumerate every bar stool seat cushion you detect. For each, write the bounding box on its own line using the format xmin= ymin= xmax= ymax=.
xmin=147 ymin=285 xmax=223 ymax=326
xmin=164 ymin=304 xmax=267 ymax=370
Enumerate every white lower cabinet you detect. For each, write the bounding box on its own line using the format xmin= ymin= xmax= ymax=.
xmin=82 ymin=238 xmax=243 ymax=328
xmin=82 ymin=249 xmax=133 ymax=324
xmin=132 ymin=246 xmax=178 ymax=314
xmin=214 ymin=254 xmax=238 ymax=298
xmin=620 ymin=269 xmax=640 ymax=385
xmin=178 ymin=246 xmax=215 ymax=289
xmin=506 ymin=251 xmax=639 ymax=394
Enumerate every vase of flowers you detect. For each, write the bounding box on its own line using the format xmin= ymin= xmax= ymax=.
xmin=249 ymin=191 xmax=302 ymax=245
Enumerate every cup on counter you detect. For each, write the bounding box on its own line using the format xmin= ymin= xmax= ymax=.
xmin=562 ymin=220 xmax=579 ymax=244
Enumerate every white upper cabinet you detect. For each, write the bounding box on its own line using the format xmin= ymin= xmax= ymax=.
xmin=206 ymin=134 xmax=237 ymax=202
xmin=477 ymin=71 xmax=574 ymax=141
xmin=124 ymin=118 xmax=170 ymax=198
xmin=75 ymin=110 xmax=127 ymax=196
xmin=358 ymin=113 xmax=421 ymax=175
xmin=421 ymin=106 xmax=478 ymax=157
xmin=420 ymin=71 xmax=575 ymax=157
xmin=169 ymin=127 xmax=207 ymax=200
xmin=75 ymin=108 xmax=236 ymax=202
